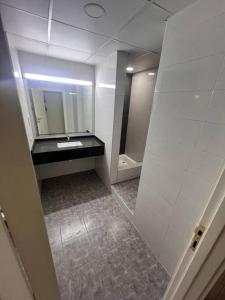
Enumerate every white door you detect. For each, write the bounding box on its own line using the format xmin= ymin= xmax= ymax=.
xmin=44 ymin=91 xmax=65 ymax=134
xmin=32 ymin=89 xmax=49 ymax=135
xmin=164 ymin=165 xmax=225 ymax=300
xmin=0 ymin=214 xmax=33 ymax=300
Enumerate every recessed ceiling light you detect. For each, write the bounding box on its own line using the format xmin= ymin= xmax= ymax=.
xmin=148 ymin=72 xmax=155 ymax=76
xmin=84 ymin=3 xmax=106 ymax=19
xmin=126 ymin=67 xmax=134 ymax=72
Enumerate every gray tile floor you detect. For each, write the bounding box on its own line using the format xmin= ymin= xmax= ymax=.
xmin=41 ymin=171 xmax=169 ymax=300
xmin=112 ymin=178 xmax=140 ymax=213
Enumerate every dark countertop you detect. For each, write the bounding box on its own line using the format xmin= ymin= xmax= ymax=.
xmin=32 ymin=135 xmax=104 ymax=165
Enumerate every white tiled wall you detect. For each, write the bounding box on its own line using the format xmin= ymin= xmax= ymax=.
xmin=94 ymin=57 xmax=117 ymax=186
xmin=135 ymin=0 xmax=225 ymax=275
xmin=110 ymin=52 xmax=129 ymax=183
xmin=95 ymin=52 xmax=129 ymax=186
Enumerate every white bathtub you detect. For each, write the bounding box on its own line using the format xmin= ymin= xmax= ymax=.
xmin=117 ymin=154 xmax=142 ymax=182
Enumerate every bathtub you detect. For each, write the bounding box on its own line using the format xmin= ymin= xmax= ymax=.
xmin=117 ymin=154 xmax=142 ymax=182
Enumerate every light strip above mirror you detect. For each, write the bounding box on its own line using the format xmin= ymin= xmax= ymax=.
xmin=23 ymin=73 xmax=93 ymax=86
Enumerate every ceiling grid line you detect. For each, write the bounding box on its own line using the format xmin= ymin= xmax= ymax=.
xmin=47 ymin=0 xmax=53 ymax=44
xmin=0 ymin=0 xmax=197 ymax=70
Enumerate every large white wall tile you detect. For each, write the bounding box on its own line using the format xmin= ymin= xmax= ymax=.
xmin=0 ymin=5 xmax=48 ymax=42
xmin=196 ymin=122 xmax=225 ymax=158
xmin=135 ymin=181 xmax=173 ymax=257
xmin=153 ymin=91 xmax=212 ymax=121
xmin=141 ymin=154 xmax=185 ymax=206
xmin=147 ymin=139 xmax=193 ymax=171
xmin=156 ymin=55 xmax=224 ymax=93
xmin=188 ymin=150 xmax=224 ymax=185
xmin=206 ymin=91 xmax=225 ymax=124
xmin=148 ymin=115 xmax=203 ymax=149
xmin=215 ymin=59 xmax=225 ymax=90
xmin=161 ymin=13 xmax=225 ymax=67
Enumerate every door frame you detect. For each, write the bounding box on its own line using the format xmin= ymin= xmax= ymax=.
xmin=163 ymin=163 xmax=225 ymax=300
xmin=0 ymin=212 xmax=33 ymax=300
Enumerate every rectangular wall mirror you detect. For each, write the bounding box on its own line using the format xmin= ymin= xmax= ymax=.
xmin=18 ymin=51 xmax=94 ymax=138
xmin=29 ymin=83 xmax=93 ymax=136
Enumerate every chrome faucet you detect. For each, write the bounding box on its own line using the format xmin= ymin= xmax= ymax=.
xmin=67 ymin=135 xmax=70 ymax=141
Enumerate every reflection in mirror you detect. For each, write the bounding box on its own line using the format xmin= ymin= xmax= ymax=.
xmin=29 ymin=81 xmax=93 ymax=136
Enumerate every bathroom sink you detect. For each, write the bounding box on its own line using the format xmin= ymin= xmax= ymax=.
xmin=57 ymin=141 xmax=83 ymax=148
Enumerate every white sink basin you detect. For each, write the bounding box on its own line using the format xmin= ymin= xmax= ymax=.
xmin=57 ymin=141 xmax=83 ymax=148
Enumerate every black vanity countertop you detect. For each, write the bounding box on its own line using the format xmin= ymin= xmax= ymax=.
xmin=32 ymin=135 xmax=104 ymax=165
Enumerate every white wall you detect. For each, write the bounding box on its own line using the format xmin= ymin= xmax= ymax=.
xmin=110 ymin=52 xmax=129 ymax=183
xmin=7 ymin=34 xmax=35 ymax=149
xmin=135 ymin=0 xmax=225 ymax=276
xmin=18 ymin=51 xmax=94 ymax=82
xmin=95 ymin=52 xmax=129 ymax=186
xmin=125 ymin=69 xmax=157 ymax=162
xmin=95 ymin=56 xmax=117 ymax=187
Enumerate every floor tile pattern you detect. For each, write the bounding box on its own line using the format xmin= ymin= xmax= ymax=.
xmin=112 ymin=178 xmax=140 ymax=213
xmin=41 ymin=171 xmax=169 ymax=300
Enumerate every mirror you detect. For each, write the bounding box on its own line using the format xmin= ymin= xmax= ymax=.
xmin=29 ymin=81 xmax=93 ymax=136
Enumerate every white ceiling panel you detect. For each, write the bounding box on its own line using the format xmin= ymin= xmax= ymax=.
xmin=52 ymin=0 xmax=146 ymax=37
xmin=155 ymin=0 xmax=197 ymax=13
xmin=0 ymin=5 xmax=48 ymax=42
xmin=51 ymin=21 xmax=109 ymax=54
xmin=7 ymin=33 xmax=90 ymax=63
xmin=48 ymin=45 xmax=90 ymax=62
xmin=116 ymin=5 xmax=169 ymax=51
xmin=95 ymin=39 xmax=148 ymax=57
xmin=0 ymin=0 xmax=49 ymax=18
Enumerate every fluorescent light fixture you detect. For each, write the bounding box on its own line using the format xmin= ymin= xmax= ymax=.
xmin=69 ymin=92 xmax=78 ymax=95
xmin=23 ymin=73 xmax=93 ymax=86
xmin=14 ymin=71 xmax=19 ymax=78
xmin=126 ymin=67 xmax=134 ymax=72
xmin=99 ymin=83 xmax=115 ymax=89
xmin=148 ymin=72 xmax=155 ymax=76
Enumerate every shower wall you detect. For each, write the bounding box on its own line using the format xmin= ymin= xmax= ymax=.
xmin=125 ymin=69 xmax=157 ymax=162
xmin=120 ymin=74 xmax=132 ymax=154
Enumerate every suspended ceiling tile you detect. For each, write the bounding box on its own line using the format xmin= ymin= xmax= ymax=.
xmin=52 ymin=0 xmax=146 ymax=37
xmin=7 ymin=34 xmax=48 ymax=55
xmin=0 ymin=0 xmax=50 ymax=18
xmin=51 ymin=21 xmax=109 ymax=54
xmin=95 ymin=39 xmax=148 ymax=57
xmin=155 ymin=0 xmax=197 ymax=13
xmin=115 ymin=5 xmax=169 ymax=51
xmin=0 ymin=5 xmax=48 ymax=42
xmin=48 ymin=45 xmax=90 ymax=62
